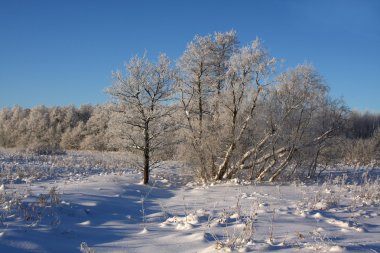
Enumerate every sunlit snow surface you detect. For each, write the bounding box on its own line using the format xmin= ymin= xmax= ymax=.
xmin=1 ymin=150 xmax=380 ymax=252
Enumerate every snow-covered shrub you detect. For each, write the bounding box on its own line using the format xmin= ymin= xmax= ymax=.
xmin=205 ymin=195 xmax=259 ymax=251
xmin=80 ymin=242 xmax=95 ymax=253
xmin=349 ymin=172 xmax=380 ymax=207
xmin=0 ymin=185 xmax=62 ymax=227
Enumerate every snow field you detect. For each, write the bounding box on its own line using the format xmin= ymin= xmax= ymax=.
xmin=1 ymin=151 xmax=380 ymax=252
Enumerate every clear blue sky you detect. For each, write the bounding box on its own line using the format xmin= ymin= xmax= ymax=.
xmin=1 ymin=0 xmax=379 ymax=111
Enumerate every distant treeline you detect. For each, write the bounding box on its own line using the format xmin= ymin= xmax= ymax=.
xmin=346 ymin=111 xmax=380 ymax=139
xmin=0 ymin=104 xmax=379 ymax=164
xmin=0 ymin=104 xmax=110 ymax=152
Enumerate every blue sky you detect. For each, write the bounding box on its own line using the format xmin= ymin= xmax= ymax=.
xmin=0 ymin=0 xmax=379 ymax=111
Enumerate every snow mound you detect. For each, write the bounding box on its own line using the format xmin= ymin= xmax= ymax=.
xmin=78 ymin=220 xmax=91 ymax=226
xmin=161 ymin=213 xmax=200 ymax=230
xmin=312 ymin=212 xmax=323 ymax=219
xmin=138 ymin=227 xmax=149 ymax=234
xmin=329 ymin=245 xmax=344 ymax=252
xmin=314 ymin=201 xmax=329 ymax=210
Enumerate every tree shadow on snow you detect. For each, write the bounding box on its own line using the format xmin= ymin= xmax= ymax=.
xmin=0 ymin=180 xmax=176 ymax=253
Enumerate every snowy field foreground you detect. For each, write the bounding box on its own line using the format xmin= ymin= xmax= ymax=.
xmin=1 ymin=151 xmax=380 ymax=252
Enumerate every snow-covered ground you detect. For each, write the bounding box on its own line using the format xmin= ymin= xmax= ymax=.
xmin=1 ymin=151 xmax=380 ymax=252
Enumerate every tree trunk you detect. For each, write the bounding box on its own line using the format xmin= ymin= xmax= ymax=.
xmin=268 ymin=148 xmax=294 ymax=182
xmin=143 ymin=121 xmax=150 ymax=185
xmin=215 ymin=142 xmax=235 ymax=180
xmin=308 ymin=148 xmax=320 ymax=178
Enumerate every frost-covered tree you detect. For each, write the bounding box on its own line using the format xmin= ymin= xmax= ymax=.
xmin=24 ymin=106 xmax=52 ymax=151
xmin=60 ymin=122 xmax=86 ymax=150
xmin=6 ymin=106 xmax=30 ymax=147
xmin=177 ymin=31 xmax=240 ymax=180
xmin=0 ymin=107 xmax=13 ymax=147
xmin=214 ymin=38 xmax=276 ymax=180
xmin=176 ymin=33 xmax=346 ymax=182
xmin=177 ymin=33 xmax=276 ymax=181
xmin=80 ymin=104 xmax=111 ymax=151
xmin=253 ymin=65 xmax=345 ymax=181
xmin=107 ymin=54 xmax=176 ymax=184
